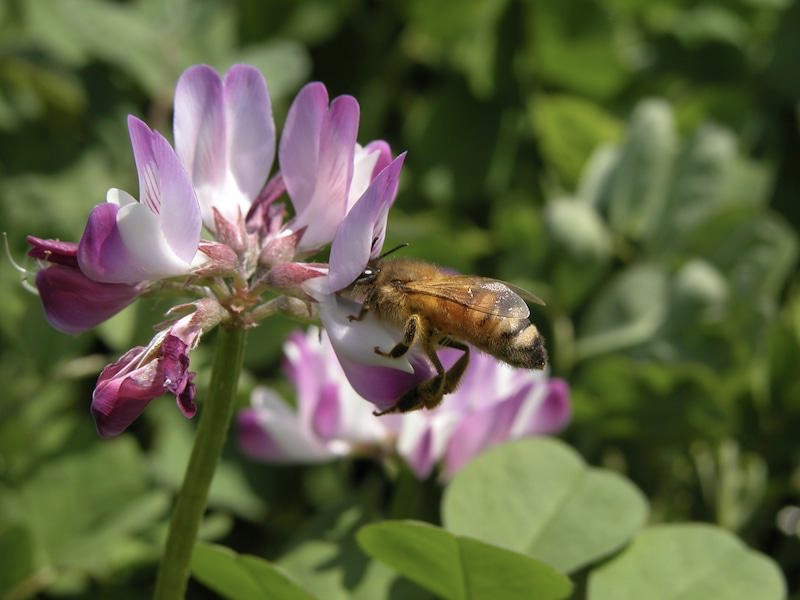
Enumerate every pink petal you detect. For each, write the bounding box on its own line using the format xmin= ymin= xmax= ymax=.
xmin=363 ymin=140 xmax=392 ymax=179
xmin=237 ymin=389 xmax=335 ymax=463
xmin=128 ymin=115 xmax=201 ymax=262
xmin=279 ymin=82 xmax=328 ymax=215
xmin=223 ymin=64 xmax=275 ymax=203
xmin=320 ymin=153 xmax=406 ymax=294
xmin=173 ymin=65 xmax=227 ymax=198
xmin=293 ymin=95 xmax=360 ymax=251
xmin=311 ymin=381 xmax=341 ymax=439
xmin=510 ymin=379 xmax=572 ymax=436
xmin=91 ymin=349 xmax=163 ymax=438
xmin=403 ymin=424 xmax=437 ymax=479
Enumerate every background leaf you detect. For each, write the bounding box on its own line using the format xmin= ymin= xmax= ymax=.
xmin=588 ymin=524 xmax=787 ymax=600
xmin=191 ymin=542 xmax=315 ymax=600
xmin=357 ymin=520 xmax=572 ymax=600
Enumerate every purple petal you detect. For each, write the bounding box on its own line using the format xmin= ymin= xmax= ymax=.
xmin=34 ymin=264 xmax=139 ymax=334
xmin=128 ymin=115 xmax=201 ymax=262
xmin=26 ymin=236 xmax=79 ymax=267
xmin=223 ymin=65 xmax=275 ymax=203
xmin=174 ymin=65 xmax=227 ymax=199
xmin=336 ymin=352 xmax=434 ymax=413
xmin=320 ymin=153 xmax=406 ymax=294
xmin=279 ymin=82 xmax=328 ymax=215
xmin=77 ymin=202 xmax=143 ymax=283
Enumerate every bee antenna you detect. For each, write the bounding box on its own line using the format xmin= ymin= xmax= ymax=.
xmin=379 ymin=243 xmax=409 ymax=259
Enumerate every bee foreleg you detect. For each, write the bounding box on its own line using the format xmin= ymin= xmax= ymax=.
xmin=374 ymin=314 xmax=421 ymax=358
xmin=347 ymin=303 xmax=370 ymax=322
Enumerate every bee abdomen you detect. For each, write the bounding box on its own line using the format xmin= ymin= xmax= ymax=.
xmin=492 ymin=318 xmax=547 ymax=370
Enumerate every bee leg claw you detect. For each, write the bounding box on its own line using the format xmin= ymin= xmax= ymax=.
xmin=373 ymin=346 xmax=389 ymax=356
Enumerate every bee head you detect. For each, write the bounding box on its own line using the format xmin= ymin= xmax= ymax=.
xmin=355 ymin=263 xmax=379 ymax=286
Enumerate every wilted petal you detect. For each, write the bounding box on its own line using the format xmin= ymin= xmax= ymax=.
xmin=92 ymin=346 xmax=163 ymax=437
xmin=26 ymin=236 xmax=79 ymax=267
xmin=34 ymin=264 xmax=139 ymax=334
xmin=90 ymin=312 xmax=203 ymax=437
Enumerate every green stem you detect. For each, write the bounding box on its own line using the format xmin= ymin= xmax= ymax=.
xmin=153 ymin=325 xmax=247 ymax=599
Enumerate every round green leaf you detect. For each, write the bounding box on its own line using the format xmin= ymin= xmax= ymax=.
xmin=192 ymin=542 xmax=314 ymax=600
xmin=588 ymin=524 xmax=786 ymax=600
xmin=442 ymin=438 xmax=648 ymax=573
xmin=357 ymin=520 xmax=572 ymax=600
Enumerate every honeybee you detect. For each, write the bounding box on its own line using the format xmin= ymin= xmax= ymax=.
xmin=345 ymin=253 xmax=547 ymax=415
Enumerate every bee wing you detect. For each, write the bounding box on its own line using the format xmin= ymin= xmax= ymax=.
xmin=400 ymin=276 xmax=542 ymax=318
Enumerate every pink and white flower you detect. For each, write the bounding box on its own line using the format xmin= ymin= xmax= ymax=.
xmin=238 ymin=327 xmax=397 ymax=462
xmin=238 ymin=328 xmax=571 ymax=479
xmin=78 ymin=116 xmax=201 ymax=285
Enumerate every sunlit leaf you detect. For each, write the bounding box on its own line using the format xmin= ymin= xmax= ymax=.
xmin=443 ymin=438 xmax=647 ymax=573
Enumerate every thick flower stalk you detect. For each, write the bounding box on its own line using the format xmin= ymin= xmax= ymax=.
xmin=239 ymin=327 xmax=571 ymax=479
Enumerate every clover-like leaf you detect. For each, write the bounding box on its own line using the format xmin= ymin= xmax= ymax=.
xmin=442 ymin=438 xmax=648 ymax=573
xmin=357 ymin=520 xmax=572 ymax=600
xmin=588 ymin=524 xmax=786 ymax=600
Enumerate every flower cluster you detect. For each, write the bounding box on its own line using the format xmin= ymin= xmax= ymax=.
xmin=26 ymin=64 xmax=408 ymax=437
xmin=238 ymin=327 xmax=571 ymax=479
xmin=25 ymin=63 xmax=568 ymax=453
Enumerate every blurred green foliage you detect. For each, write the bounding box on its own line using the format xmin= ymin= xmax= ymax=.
xmin=1 ymin=0 xmax=799 ymax=597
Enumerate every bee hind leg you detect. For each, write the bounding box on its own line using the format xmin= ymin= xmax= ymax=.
xmin=440 ymin=339 xmax=469 ymax=396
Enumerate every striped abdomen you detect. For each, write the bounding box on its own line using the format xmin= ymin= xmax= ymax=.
xmin=426 ymin=298 xmax=547 ymax=370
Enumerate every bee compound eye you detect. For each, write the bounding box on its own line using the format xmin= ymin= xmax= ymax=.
xmin=357 ymin=267 xmax=377 ymax=283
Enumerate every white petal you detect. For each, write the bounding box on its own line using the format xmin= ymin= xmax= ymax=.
xmin=317 ymin=295 xmax=414 ymax=373
xmin=346 ymin=144 xmax=381 ymax=212
xmin=115 ymin=202 xmax=192 ymax=277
